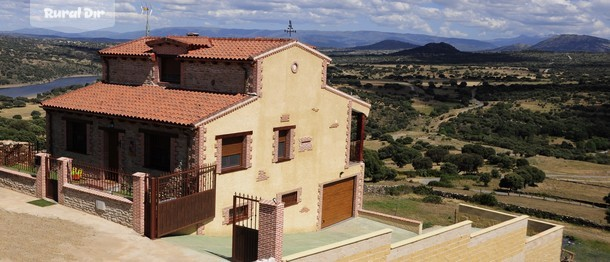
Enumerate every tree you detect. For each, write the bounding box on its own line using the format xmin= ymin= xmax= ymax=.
xmin=378 ymin=144 xmax=421 ymax=168
xmin=446 ymin=153 xmax=484 ymax=172
xmin=462 ymin=144 xmax=496 ymax=159
xmin=364 ymin=149 xmax=396 ymax=182
xmin=499 ymin=174 xmax=524 ymax=191
xmin=425 ymin=146 xmax=449 ymax=164
xmin=515 ymin=166 xmax=546 ymax=185
xmin=440 ymin=162 xmax=459 ymax=176
xmin=412 ymin=157 xmax=433 ymax=170
xmin=515 ymin=158 xmax=529 ymax=167
xmin=479 ymin=173 xmax=492 ymax=187
xmin=30 ymin=110 xmax=42 ymax=119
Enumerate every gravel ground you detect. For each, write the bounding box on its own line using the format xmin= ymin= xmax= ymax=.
xmin=0 ymin=187 xmax=224 ymax=261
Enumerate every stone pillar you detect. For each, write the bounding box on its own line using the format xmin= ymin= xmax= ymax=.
xmin=258 ymin=199 xmax=284 ymax=261
xmin=56 ymin=157 xmax=72 ymax=205
xmin=35 ymin=153 xmax=50 ymax=198
xmin=132 ymin=172 xmax=147 ymax=235
xmin=196 ymin=223 xmax=205 ymax=235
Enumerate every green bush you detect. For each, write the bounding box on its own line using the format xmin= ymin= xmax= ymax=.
xmin=413 ymin=185 xmax=434 ymax=195
xmin=472 ymin=193 xmax=498 ymax=206
xmin=422 ymin=195 xmax=443 ymax=204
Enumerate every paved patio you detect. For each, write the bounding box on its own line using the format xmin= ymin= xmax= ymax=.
xmin=162 ymin=216 xmax=419 ymax=260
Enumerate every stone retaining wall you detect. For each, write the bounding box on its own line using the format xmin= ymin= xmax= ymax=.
xmin=0 ymin=167 xmax=36 ymax=196
xmin=63 ymin=184 xmax=133 ymax=227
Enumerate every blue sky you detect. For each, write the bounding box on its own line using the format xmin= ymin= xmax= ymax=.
xmin=2 ymin=0 xmax=610 ymax=40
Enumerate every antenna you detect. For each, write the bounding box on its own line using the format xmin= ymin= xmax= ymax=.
xmin=284 ymin=20 xmax=296 ymax=37
xmin=141 ymin=2 xmax=153 ymax=36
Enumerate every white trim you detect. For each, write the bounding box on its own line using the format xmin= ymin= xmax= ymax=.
xmin=194 ymin=96 xmax=258 ymax=127
xmin=322 ymin=85 xmax=371 ymax=109
xmin=251 ymin=42 xmax=332 ymax=62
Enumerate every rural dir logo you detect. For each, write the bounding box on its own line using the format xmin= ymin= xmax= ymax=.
xmin=30 ymin=0 xmax=115 ymax=33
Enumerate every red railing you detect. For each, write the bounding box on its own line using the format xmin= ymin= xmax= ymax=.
xmin=69 ymin=161 xmax=133 ymax=197
xmin=0 ymin=143 xmax=38 ymax=175
xmin=156 ymin=163 xmax=216 ymax=202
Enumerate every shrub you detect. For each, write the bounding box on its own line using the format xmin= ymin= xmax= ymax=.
xmin=472 ymin=193 xmax=498 ymax=206
xmin=12 ymin=115 xmax=22 ymax=119
xmin=413 ymin=185 xmax=433 ymax=195
xmin=386 ymin=185 xmax=411 ymax=196
xmin=422 ymin=195 xmax=443 ymax=204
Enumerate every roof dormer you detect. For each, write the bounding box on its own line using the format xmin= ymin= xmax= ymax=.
xmin=145 ymin=36 xmax=213 ymax=55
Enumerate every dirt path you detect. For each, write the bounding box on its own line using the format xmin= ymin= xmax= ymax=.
xmin=0 ymin=187 xmax=224 ymax=261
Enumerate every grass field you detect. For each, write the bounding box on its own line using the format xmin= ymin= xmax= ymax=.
xmin=528 ymin=155 xmax=610 ymax=184
xmin=515 ymin=99 xmax=558 ymax=113
xmin=0 ymin=103 xmax=45 ymax=120
xmin=363 ymin=194 xmax=459 ymax=227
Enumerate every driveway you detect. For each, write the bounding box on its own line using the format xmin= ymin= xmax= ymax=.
xmin=0 ymin=187 xmax=222 ymax=261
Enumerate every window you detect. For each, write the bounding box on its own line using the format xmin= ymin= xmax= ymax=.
xmin=273 ymin=126 xmax=295 ymax=163
xmin=281 ymin=191 xmax=298 ymax=207
xmin=144 ymin=132 xmax=171 ymax=171
xmin=160 ymin=55 xmax=181 ymax=83
xmin=66 ymin=120 xmax=87 ymax=154
xmin=218 ymin=132 xmax=252 ymax=173
xmin=228 ymin=205 xmax=249 ymax=224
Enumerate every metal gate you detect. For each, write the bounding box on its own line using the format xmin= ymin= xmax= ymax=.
xmin=232 ymin=193 xmax=260 ymax=262
xmin=146 ymin=164 xmax=216 ymax=239
xmin=45 ymin=157 xmax=59 ymax=201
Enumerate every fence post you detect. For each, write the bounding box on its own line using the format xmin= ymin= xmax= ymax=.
xmin=132 ymin=172 xmax=147 ymax=235
xmin=258 ymin=199 xmax=284 ymax=261
xmin=35 ymin=153 xmax=50 ymax=198
xmin=56 ymin=157 xmax=72 ymax=205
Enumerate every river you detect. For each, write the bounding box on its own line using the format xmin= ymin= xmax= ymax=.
xmin=0 ymin=76 xmax=100 ymax=98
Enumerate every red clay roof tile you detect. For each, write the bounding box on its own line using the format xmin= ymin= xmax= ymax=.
xmin=98 ymin=36 xmax=295 ymax=60
xmin=41 ymin=83 xmax=249 ymax=126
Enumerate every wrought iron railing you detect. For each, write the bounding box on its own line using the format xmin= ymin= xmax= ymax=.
xmin=69 ymin=162 xmax=133 ymax=197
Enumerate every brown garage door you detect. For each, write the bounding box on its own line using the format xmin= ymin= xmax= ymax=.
xmin=322 ymin=177 xmax=355 ymax=228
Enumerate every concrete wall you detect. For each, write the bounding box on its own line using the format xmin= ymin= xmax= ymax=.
xmin=0 ymin=167 xmax=36 ymax=196
xmin=358 ymin=209 xmax=422 ymax=234
xmin=524 ymin=219 xmax=564 ymax=261
xmin=200 ymin=45 xmax=369 ymax=235
xmin=182 ymin=61 xmax=250 ymax=93
xmin=47 ymin=110 xmax=192 ymax=175
xmin=105 ymin=57 xmax=156 ymax=85
xmin=283 ymin=229 xmax=392 ymax=262
xmin=62 ymin=184 xmax=133 ymax=227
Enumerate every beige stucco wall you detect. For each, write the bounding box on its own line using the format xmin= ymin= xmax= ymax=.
xmin=200 ymin=45 xmax=367 ymax=235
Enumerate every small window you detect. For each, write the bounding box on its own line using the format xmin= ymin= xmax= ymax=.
xmin=144 ymin=133 xmax=171 ymax=171
xmin=218 ymin=132 xmax=252 ymax=173
xmin=66 ymin=120 xmax=87 ymax=154
xmin=281 ymin=191 xmax=298 ymax=207
xmin=160 ymin=55 xmax=181 ymax=83
xmin=228 ymin=205 xmax=249 ymax=224
xmin=274 ymin=126 xmax=295 ymax=163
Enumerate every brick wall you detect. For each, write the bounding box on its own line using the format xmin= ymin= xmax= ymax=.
xmin=106 ymin=57 xmax=156 ymax=85
xmin=182 ymin=61 xmax=249 ymax=93
xmin=62 ymin=184 xmax=133 ymax=227
xmin=0 ymin=168 xmax=36 ymax=196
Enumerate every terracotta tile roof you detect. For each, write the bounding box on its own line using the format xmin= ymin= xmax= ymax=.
xmin=180 ymin=38 xmax=296 ymax=60
xmin=98 ymin=37 xmax=156 ymax=56
xmin=98 ymin=36 xmax=296 ymax=60
xmin=41 ymin=83 xmax=249 ymax=126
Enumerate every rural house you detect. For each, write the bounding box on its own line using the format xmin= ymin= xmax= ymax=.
xmin=41 ymin=35 xmax=371 ymax=236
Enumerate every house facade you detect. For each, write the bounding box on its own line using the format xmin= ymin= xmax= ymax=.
xmin=41 ymin=35 xmax=370 ymax=235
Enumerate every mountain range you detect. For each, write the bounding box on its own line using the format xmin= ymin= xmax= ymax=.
xmin=2 ymin=27 xmax=610 ymax=52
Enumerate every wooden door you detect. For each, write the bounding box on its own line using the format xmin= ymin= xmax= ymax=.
xmin=105 ymin=130 xmax=119 ymax=181
xmin=322 ymin=177 xmax=355 ymax=228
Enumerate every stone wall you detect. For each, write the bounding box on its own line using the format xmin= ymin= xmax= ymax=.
xmin=47 ymin=110 xmax=192 ymax=175
xmin=0 ymin=168 xmax=36 ymax=196
xmin=105 ymin=57 xmax=156 ymax=85
xmin=62 ymin=184 xmax=133 ymax=227
xmin=182 ymin=61 xmax=249 ymax=93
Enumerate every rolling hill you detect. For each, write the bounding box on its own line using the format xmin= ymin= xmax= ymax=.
xmin=351 ymin=40 xmax=419 ymax=50
xmin=528 ymin=34 xmax=610 ymax=52
xmin=392 ymin=42 xmax=462 ymax=55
